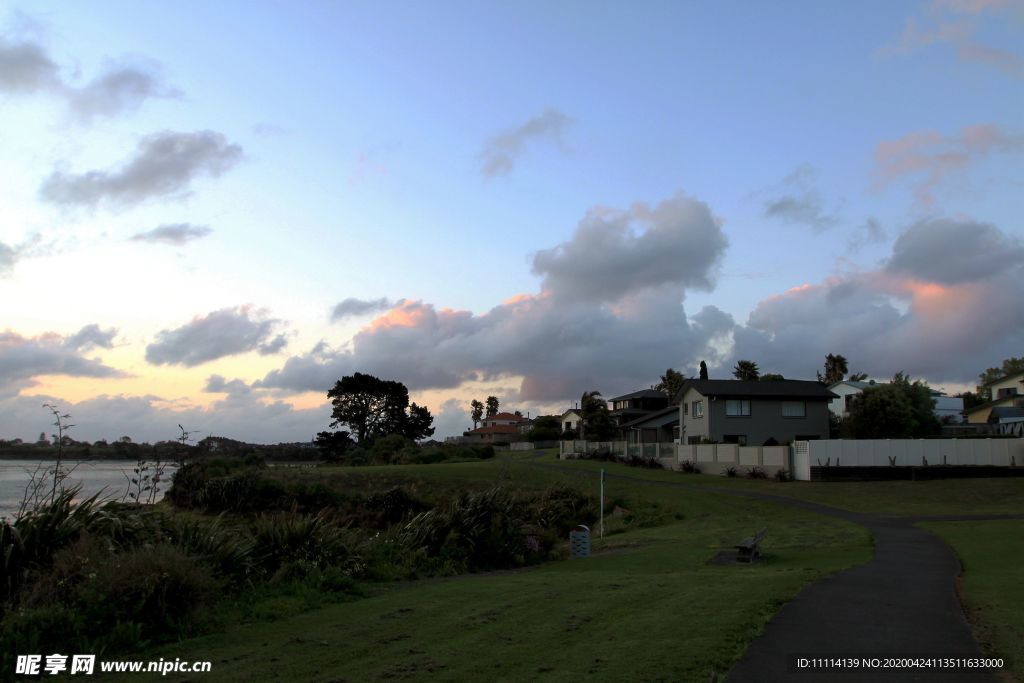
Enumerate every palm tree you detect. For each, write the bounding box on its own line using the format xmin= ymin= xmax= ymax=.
xmin=732 ymin=360 xmax=760 ymax=381
xmin=817 ymin=354 xmax=849 ymax=384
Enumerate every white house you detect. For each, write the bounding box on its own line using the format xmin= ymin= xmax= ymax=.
xmin=828 ymin=380 xmax=964 ymax=423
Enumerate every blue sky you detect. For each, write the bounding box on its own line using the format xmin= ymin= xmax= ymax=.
xmin=1 ymin=1 xmax=1022 ymax=442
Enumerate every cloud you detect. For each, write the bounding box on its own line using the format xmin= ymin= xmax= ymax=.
xmin=0 ymin=242 xmax=17 ymax=277
xmin=63 ymin=324 xmax=117 ymax=351
xmin=531 ymin=191 xmax=728 ymax=302
xmin=728 ymin=217 xmax=1024 ymax=383
xmin=479 ymin=108 xmax=573 ymax=177
xmin=880 ymin=0 xmax=1024 ymax=78
xmin=39 ymin=130 xmax=243 ymax=209
xmin=872 ymin=125 xmax=1024 ymax=205
xmin=847 ymin=217 xmax=887 ymax=252
xmin=0 ymin=36 xmax=178 ymax=116
xmin=258 ymin=189 xmax=734 ymax=403
xmin=203 ymin=374 xmax=253 ymax=396
xmin=330 ymin=297 xmax=393 ymax=322
xmin=762 ymin=165 xmax=839 ymax=232
xmin=886 ymin=217 xmax=1024 ymax=284
xmin=0 ymin=389 xmax=330 ymax=445
xmin=145 ymin=306 xmax=285 ymax=367
xmin=0 ymin=38 xmax=59 ymax=92
xmin=0 ymin=326 xmax=126 ymax=396
xmin=130 ymin=223 xmax=212 ymax=246
xmin=66 ymin=64 xmax=180 ymax=120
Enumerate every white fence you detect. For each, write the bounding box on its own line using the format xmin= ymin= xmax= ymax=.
xmin=559 ymin=441 xmax=791 ymax=476
xmin=793 ymin=438 xmax=1024 ymax=480
xmin=560 ymin=439 xmax=1024 ymax=481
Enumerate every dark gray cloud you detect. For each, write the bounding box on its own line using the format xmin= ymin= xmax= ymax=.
xmin=480 ymin=108 xmax=573 ymax=177
xmin=330 ymin=297 xmax=393 ymax=322
xmin=203 ymin=374 xmax=253 ymax=396
xmin=847 ymin=217 xmax=887 ymax=252
xmin=0 ymin=38 xmax=59 ymax=92
xmin=257 ymin=191 xmax=734 ymax=402
xmin=727 ymin=218 xmax=1024 ymax=384
xmin=145 ymin=306 xmax=284 ymax=367
xmin=886 ymin=218 xmax=1024 ymax=284
xmin=258 ymin=334 xmax=289 ymax=356
xmin=63 ymin=324 xmax=117 ymax=351
xmin=762 ymin=165 xmax=839 ymax=232
xmin=130 ymin=223 xmax=212 ymax=246
xmin=40 ymin=130 xmax=242 ymax=209
xmin=531 ymin=191 xmax=728 ymax=303
xmin=0 ymin=327 xmax=126 ymax=396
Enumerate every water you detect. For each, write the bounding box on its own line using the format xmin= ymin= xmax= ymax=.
xmin=0 ymin=459 xmax=178 ymax=519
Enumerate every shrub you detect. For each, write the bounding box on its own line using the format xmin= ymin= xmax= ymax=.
xmin=774 ymin=469 xmax=792 ymax=482
xmin=724 ymin=466 xmax=738 ymax=478
xmin=248 ymin=511 xmax=358 ymax=578
xmin=680 ymin=460 xmax=702 ymax=474
xmin=745 ymin=467 xmax=768 ymax=480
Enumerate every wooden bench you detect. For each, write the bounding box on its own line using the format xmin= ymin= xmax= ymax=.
xmin=735 ymin=528 xmax=767 ymax=563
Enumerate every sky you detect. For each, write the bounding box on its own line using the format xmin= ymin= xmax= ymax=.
xmin=1 ymin=0 xmax=1022 ymax=444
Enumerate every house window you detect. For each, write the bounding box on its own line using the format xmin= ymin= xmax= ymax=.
xmin=687 ymin=436 xmax=702 ymax=445
xmin=844 ymin=395 xmax=854 ymax=411
xmin=782 ymin=401 xmax=806 ymax=417
xmin=725 ymin=400 xmax=750 ymax=416
xmin=692 ymin=400 xmax=703 ymax=418
xmin=683 ymin=402 xmax=689 ymax=415
xmin=723 ymin=434 xmax=747 ymax=446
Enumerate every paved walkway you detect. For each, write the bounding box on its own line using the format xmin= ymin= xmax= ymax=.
xmin=529 ymin=458 xmax=1019 ymax=682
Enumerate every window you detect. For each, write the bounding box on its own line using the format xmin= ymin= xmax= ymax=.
xmin=782 ymin=401 xmax=806 ymax=417
xmin=692 ymin=400 xmax=703 ymax=418
xmin=687 ymin=436 xmax=702 ymax=445
xmin=683 ymin=402 xmax=689 ymax=415
xmin=726 ymin=399 xmax=750 ymax=416
xmin=723 ymin=434 xmax=747 ymax=446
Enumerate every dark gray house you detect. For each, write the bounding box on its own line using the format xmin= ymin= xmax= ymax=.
xmin=677 ymin=379 xmax=836 ymax=446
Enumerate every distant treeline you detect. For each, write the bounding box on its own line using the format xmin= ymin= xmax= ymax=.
xmin=0 ymin=436 xmax=319 ymax=462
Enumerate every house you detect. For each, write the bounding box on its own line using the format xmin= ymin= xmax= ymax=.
xmin=829 ymin=380 xmax=964 ymax=423
xmin=608 ymin=389 xmax=670 ymax=427
xmin=463 ymin=411 xmax=528 ymax=444
xmin=678 ymin=379 xmax=836 ymax=445
xmin=966 ymin=370 xmax=1024 ymax=424
xmin=561 ymin=409 xmax=583 ymax=435
xmin=620 ymin=406 xmax=679 ymax=444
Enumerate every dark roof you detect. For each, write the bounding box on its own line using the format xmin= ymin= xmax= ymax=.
xmin=609 ymin=389 xmax=667 ymax=402
xmin=989 ymin=406 xmax=1024 ymax=421
xmin=620 ymin=405 xmax=679 ymax=428
xmin=983 ymin=369 xmax=1024 ymax=387
xmin=678 ymin=379 xmax=838 ymax=401
xmin=464 ymin=425 xmax=520 ymax=435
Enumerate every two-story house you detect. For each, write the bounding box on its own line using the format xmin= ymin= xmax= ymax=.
xmin=608 ymin=389 xmax=669 ymax=428
xmin=966 ymin=370 xmax=1024 ymax=424
xmin=678 ymin=379 xmax=836 ymax=445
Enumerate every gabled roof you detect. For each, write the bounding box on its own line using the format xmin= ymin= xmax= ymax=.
xmin=464 ymin=425 xmax=520 ymax=435
xmin=983 ymin=369 xmax=1024 ymax=387
xmin=620 ymin=405 xmax=679 ymax=428
xmin=609 ymin=389 xmax=667 ymax=402
xmin=486 ymin=412 xmax=526 ymax=422
xmin=679 ymin=379 xmax=838 ymax=400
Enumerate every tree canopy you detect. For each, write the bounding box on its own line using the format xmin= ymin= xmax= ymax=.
xmin=326 ymin=372 xmax=435 ymax=443
xmin=655 ymin=368 xmax=687 ymax=404
xmin=732 ymin=360 xmax=760 ymax=381
xmin=579 ymin=391 xmax=617 ymax=440
xmin=485 ymin=396 xmax=500 ymax=417
xmin=699 ymin=361 xmax=708 ymax=380
xmin=470 ymin=399 xmax=484 ymax=428
xmin=843 ymin=372 xmax=940 ymax=439
xmin=817 ymin=353 xmax=848 ymax=385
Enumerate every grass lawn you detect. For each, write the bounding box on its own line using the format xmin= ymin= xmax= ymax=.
xmin=109 ymin=454 xmax=870 ymax=682
xmin=547 ymin=453 xmax=1024 ymax=517
xmin=919 ymin=520 xmax=1024 ymax=682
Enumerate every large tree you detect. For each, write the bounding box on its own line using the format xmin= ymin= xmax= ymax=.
xmin=655 ymin=368 xmax=687 ymax=404
xmin=817 ymin=353 xmax=849 ymax=385
xmin=470 ymin=399 xmax=484 ymax=428
xmin=843 ymin=372 xmax=940 ymax=438
xmin=732 ymin=360 xmax=760 ymax=381
xmin=485 ymin=395 xmax=500 ymax=417
xmin=699 ymin=361 xmax=709 ymax=380
xmin=326 ymin=372 xmax=434 ymax=443
xmin=579 ymin=390 xmax=617 ymax=440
